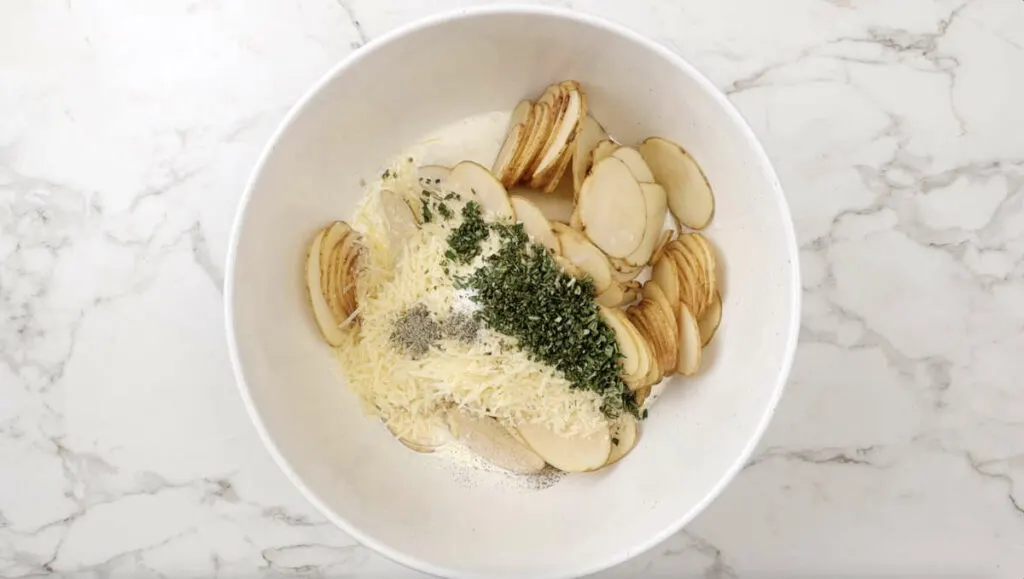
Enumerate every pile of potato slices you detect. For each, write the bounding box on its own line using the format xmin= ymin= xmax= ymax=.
xmin=305 ymin=221 xmax=363 ymax=346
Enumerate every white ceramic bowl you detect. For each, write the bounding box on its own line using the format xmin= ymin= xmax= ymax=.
xmin=226 ymin=6 xmax=799 ymax=578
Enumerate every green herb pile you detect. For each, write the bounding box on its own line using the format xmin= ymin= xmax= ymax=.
xmin=449 ymin=203 xmax=637 ymax=418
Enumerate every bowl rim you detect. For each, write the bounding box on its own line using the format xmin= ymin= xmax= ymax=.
xmin=224 ymin=5 xmax=801 ymax=578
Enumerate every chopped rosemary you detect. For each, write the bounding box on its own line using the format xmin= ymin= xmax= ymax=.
xmin=450 ymin=205 xmax=637 ymax=418
xmin=445 ymin=201 xmax=489 ymax=263
xmin=421 ymin=199 xmax=433 ymax=223
xmin=437 ymin=202 xmax=453 ymax=220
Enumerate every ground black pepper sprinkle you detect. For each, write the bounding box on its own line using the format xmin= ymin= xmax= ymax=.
xmin=390 ymin=304 xmax=440 ymax=359
xmin=441 ymin=312 xmax=480 ymax=344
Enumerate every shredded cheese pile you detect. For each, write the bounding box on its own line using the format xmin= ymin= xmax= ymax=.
xmin=336 ymin=164 xmax=606 ymax=443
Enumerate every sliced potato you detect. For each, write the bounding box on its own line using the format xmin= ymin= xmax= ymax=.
xmin=605 ymin=415 xmax=639 ymax=466
xmin=305 ymin=226 xmax=346 ymax=346
xmin=666 ymin=243 xmax=706 ymax=318
xmin=590 ymin=139 xmax=619 ymax=168
xmin=520 ymin=102 xmax=555 ymax=179
xmin=682 ymin=232 xmax=718 ymax=308
xmin=612 ymin=147 xmax=655 ymax=183
xmin=449 ymin=161 xmax=515 ymax=222
xmin=532 ymin=82 xmax=585 ymax=188
xmin=553 ymin=254 xmax=585 ymax=279
xmin=621 ymin=280 xmax=641 ymax=305
xmin=448 ymin=410 xmax=546 ymax=474
xmin=676 ymin=302 xmax=702 ymax=375
xmin=492 ymin=100 xmax=533 ymax=187
xmin=509 ymin=185 xmax=574 ymax=224
xmin=651 ymin=229 xmax=673 ymax=265
xmin=699 ymin=290 xmax=723 ymax=346
xmin=556 ymin=225 xmax=614 ymax=294
xmin=517 ymin=421 xmax=611 ymax=473
xmin=624 ymin=183 xmax=668 ymax=266
xmin=599 ymin=305 xmax=643 ymax=379
xmin=639 ymin=137 xmax=715 ymax=230
xmin=327 ymin=230 xmax=359 ymax=320
xmin=595 ymin=281 xmax=624 ymax=307
xmin=387 ymin=422 xmax=442 ymax=454
xmin=380 ymin=189 xmax=419 ymax=249
xmin=510 ymin=195 xmax=560 ymax=253
xmin=634 ymin=386 xmax=652 ymax=408
xmin=417 ymin=165 xmax=451 ymax=190
xmin=577 ymin=157 xmax=646 ymax=258
xmin=609 ymin=257 xmax=644 ymax=282
xmin=318 ymin=221 xmax=351 ymax=297
xmin=572 ymin=114 xmax=608 ymax=198
xmin=651 ymin=256 xmax=681 ymax=319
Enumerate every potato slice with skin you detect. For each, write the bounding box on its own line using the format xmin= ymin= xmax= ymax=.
xmin=639 ymin=137 xmax=715 ymax=230
xmin=492 ymin=100 xmax=534 ymax=187
xmin=305 ymin=227 xmax=346 ymax=346
xmin=328 ymin=231 xmax=359 ymax=319
xmin=667 ymin=244 xmax=706 ymax=318
xmin=556 ymin=225 xmax=613 ymax=294
xmin=380 ymin=189 xmax=419 ymax=249
xmin=595 ymin=281 xmax=624 ymax=307
xmin=651 ymin=229 xmax=673 ymax=265
xmin=645 ymin=299 xmax=680 ymax=374
xmin=319 ymin=222 xmax=351 ymax=295
xmin=590 ymin=139 xmax=619 ymax=168
xmin=517 ymin=421 xmax=612 ymax=473
xmin=612 ymin=147 xmax=656 ymax=183
xmin=605 ymin=415 xmax=639 ymax=466
xmin=510 ymin=195 xmax=559 ymax=253
xmin=599 ymin=305 xmax=642 ymax=378
xmin=610 ymin=257 xmax=644 ymax=282
xmin=417 ymin=165 xmax=451 ymax=190
xmin=518 ymin=102 xmax=553 ymax=180
xmin=621 ymin=280 xmax=641 ymax=305
xmin=527 ymin=85 xmax=566 ymax=179
xmin=509 ymin=185 xmax=574 ymax=224
xmin=532 ymin=82 xmax=585 ymax=188
xmin=448 ymin=410 xmax=546 ymax=474
xmin=699 ymin=290 xmax=723 ymax=346
xmin=672 ymin=236 xmax=714 ymax=315
xmin=652 ymin=256 xmax=681 ymax=319
xmin=572 ymin=114 xmax=608 ymax=198
xmin=553 ymin=255 xmax=585 ymax=279
xmin=449 ymin=161 xmax=515 ymax=222
xmin=683 ymin=232 xmax=718 ymax=308
xmin=676 ymin=302 xmax=703 ymax=375
xmin=635 ymin=386 xmax=652 ymax=407
xmin=624 ymin=183 xmax=668 ymax=266
xmin=577 ymin=157 xmax=646 ymax=258
xmin=609 ymin=308 xmax=650 ymax=387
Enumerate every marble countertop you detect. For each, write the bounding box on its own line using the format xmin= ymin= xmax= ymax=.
xmin=3 ymin=0 xmax=1023 ymax=576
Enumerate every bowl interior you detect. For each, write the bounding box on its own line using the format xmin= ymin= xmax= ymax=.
xmin=228 ymin=9 xmax=797 ymax=578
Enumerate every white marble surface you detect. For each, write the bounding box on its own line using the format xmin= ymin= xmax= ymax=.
xmin=2 ymin=0 xmax=1023 ymax=576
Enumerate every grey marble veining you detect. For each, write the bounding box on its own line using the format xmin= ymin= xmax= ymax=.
xmin=1 ymin=0 xmax=1022 ymax=577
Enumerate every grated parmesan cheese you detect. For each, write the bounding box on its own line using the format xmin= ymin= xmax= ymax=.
xmin=337 ymin=163 xmax=607 ymax=443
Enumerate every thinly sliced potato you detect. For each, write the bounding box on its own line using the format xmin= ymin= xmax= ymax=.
xmin=635 ymin=386 xmax=651 ymax=408
xmin=319 ymin=222 xmax=351 ymax=297
xmin=671 ymin=236 xmax=715 ymax=316
xmin=651 ymin=229 xmax=673 ymax=265
xmin=517 ymin=421 xmax=611 ymax=472
xmin=572 ymin=114 xmax=608 ymax=198
xmin=639 ymin=137 xmax=715 ymax=230
xmin=533 ymin=82 xmax=585 ymax=187
xmin=699 ymin=290 xmax=722 ymax=346
xmin=448 ymin=410 xmax=546 ymax=474
xmin=683 ymin=232 xmax=718 ymax=308
xmin=646 ymin=298 xmax=680 ymax=374
xmin=621 ymin=280 xmax=641 ymax=305
xmin=305 ymin=226 xmax=346 ymax=346
xmin=380 ymin=189 xmax=419 ymax=249
xmin=509 ymin=185 xmax=574 ymax=224
xmin=328 ymin=230 xmax=360 ymax=319
xmin=387 ymin=422 xmax=443 ymax=454
xmin=599 ymin=305 xmax=642 ymax=379
xmin=555 ymin=225 xmax=613 ymax=294
xmin=676 ymin=302 xmax=702 ymax=375
xmin=577 ymin=157 xmax=646 ymax=258
xmin=595 ymin=281 xmax=624 ymax=307
xmin=667 ymin=243 xmax=705 ymax=318
xmin=492 ymin=100 xmax=533 ymax=187
xmin=519 ymin=102 xmax=554 ymax=180
xmin=624 ymin=183 xmax=668 ymax=266
xmin=449 ymin=161 xmax=515 ymax=222
xmin=651 ymin=256 xmax=681 ymax=319
xmin=510 ymin=195 xmax=559 ymax=253
xmin=590 ymin=139 xmax=619 ymax=168
xmin=527 ymin=85 xmax=567 ymax=181
xmin=612 ymin=147 xmax=656 ymax=183
xmin=610 ymin=257 xmax=644 ymax=282
xmin=418 ymin=165 xmax=451 ymax=190
xmin=642 ymin=281 xmax=675 ymax=326
xmin=616 ymin=308 xmax=653 ymax=387
xmin=605 ymin=415 xmax=638 ymax=466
